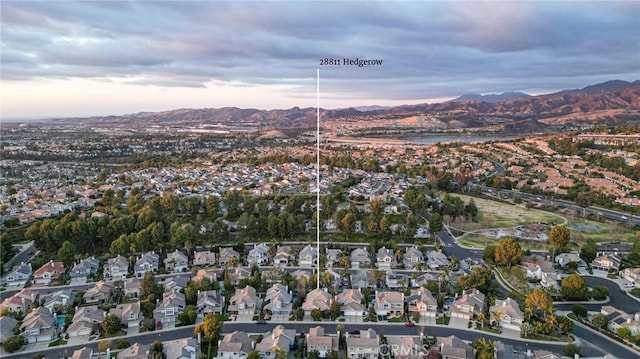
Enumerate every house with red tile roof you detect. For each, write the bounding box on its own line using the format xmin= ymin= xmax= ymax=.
xmin=33 ymin=261 xmax=66 ymax=285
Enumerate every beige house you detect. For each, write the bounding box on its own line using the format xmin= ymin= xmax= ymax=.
xmin=67 ymin=305 xmax=104 ymax=337
xmin=490 ymin=297 xmax=524 ymax=332
xmin=450 ymin=289 xmax=485 ymax=320
xmin=228 ymin=286 xmax=261 ymax=316
xmin=306 ymin=326 xmax=339 ymax=357
xmin=83 ymin=280 xmax=114 ymax=306
xmin=437 ymin=335 xmax=473 ymax=359
xmin=386 ymin=336 xmax=423 ymax=359
xmin=407 ymin=288 xmax=438 ymax=318
xmin=218 ymin=331 xmax=255 ymax=359
xmin=124 ymin=277 xmax=142 ymax=298
xmin=374 ymin=290 xmax=404 ymax=318
xmin=255 ymin=325 xmax=296 ymax=359
xmin=108 ymin=301 xmax=142 ymax=328
xmin=346 ymin=328 xmax=379 ymax=359
xmin=193 ymin=250 xmax=216 ymax=267
xmin=622 ymin=268 xmax=640 ymax=286
xmin=302 ymin=288 xmax=332 ymax=316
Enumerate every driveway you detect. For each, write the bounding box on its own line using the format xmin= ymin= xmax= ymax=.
xmin=67 ymin=334 xmax=90 ymax=346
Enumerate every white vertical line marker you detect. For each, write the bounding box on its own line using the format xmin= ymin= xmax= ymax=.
xmin=316 ymin=68 xmax=320 ymax=290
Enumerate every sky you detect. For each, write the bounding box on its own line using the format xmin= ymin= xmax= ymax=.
xmin=1 ymin=1 xmax=639 ymax=119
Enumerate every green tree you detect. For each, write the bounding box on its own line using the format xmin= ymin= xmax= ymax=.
xmin=617 ymin=327 xmax=632 ymax=341
xmin=580 ymin=239 xmax=598 ymax=263
xmin=561 ymin=274 xmax=588 ymax=300
xmin=483 ymin=245 xmax=497 ymax=264
xmin=590 ymin=285 xmax=608 ymax=301
xmin=494 ymin=237 xmax=523 ymax=268
xmin=591 ymin=313 xmax=608 ymax=329
xmin=525 ymin=289 xmax=553 ymax=319
xmin=563 ymin=343 xmax=581 ymax=358
xmin=247 ymin=351 xmax=261 ymax=359
xmin=457 ymin=267 xmax=496 ymax=294
xmin=101 ymin=314 xmax=122 ymax=334
xmin=572 ymin=304 xmax=587 ymax=318
xmin=141 ymin=272 xmax=162 ymax=300
xmin=178 ymin=305 xmax=197 ymax=325
xmin=630 ymin=237 xmax=640 ymax=262
xmin=194 ymin=313 xmax=223 ymax=359
xmin=549 ymin=225 xmax=571 ymax=258
xmin=57 ymin=240 xmax=76 ymax=267
xmin=340 ymin=212 xmax=354 ymax=240
xmin=311 ymin=308 xmax=322 ymax=321
xmin=428 ymin=212 xmax=443 ymax=239
xmin=330 ymin=300 xmax=341 ymax=320
xmin=2 ymin=335 xmax=24 ymax=353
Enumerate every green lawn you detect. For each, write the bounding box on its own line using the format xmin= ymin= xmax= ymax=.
xmin=99 ymin=330 xmax=127 ymax=339
xmin=568 ymin=218 xmax=637 ymax=243
xmin=458 ymin=234 xmax=551 ymax=251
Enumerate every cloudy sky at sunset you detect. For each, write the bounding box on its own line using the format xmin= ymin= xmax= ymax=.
xmin=2 ymin=1 xmax=639 ymax=119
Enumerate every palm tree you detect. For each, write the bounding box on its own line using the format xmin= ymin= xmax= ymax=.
xmin=477 ymin=312 xmax=486 ymax=329
xmin=492 ymin=311 xmax=505 ymax=329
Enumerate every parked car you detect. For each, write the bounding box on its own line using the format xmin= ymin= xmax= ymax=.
xmin=404 ymin=322 xmax=415 ymax=327
xmin=621 ymin=290 xmax=627 ymax=295
xmin=349 ymin=329 xmax=360 ymax=335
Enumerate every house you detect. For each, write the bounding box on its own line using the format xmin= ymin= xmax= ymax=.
xmin=197 ymin=290 xmax=225 ymax=317
xmin=228 ymin=286 xmax=261 ymax=316
xmin=227 ymin=266 xmax=252 ymax=286
xmin=450 ymin=289 xmax=485 ymax=320
xmin=104 ymin=255 xmax=129 ymax=281
xmin=350 ymin=248 xmax=371 ymax=268
xmin=298 ymin=245 xmax=318 ymax=268
xmin=165 ymin=250 xmax=190 ymax=273
xmin=71 ymin=347 xmax=94 ymax=359
xmin=426 ymin=250 xmax=450 ymax=271
xmin=218 ymin=331 xmax=255 ymax=359
xmin=336 ymin=289 xmax=366 ymax=319
xmin=108 ymin=301 xmax=142 ymax=328
xmin=247 ymin=243 xmax=270 ymax=266
xmin=350 ymin=270 xmax=374 ymax=289
xmin=386 ymin=336 xmax=423 ymax=359
xmin=70 ymin=256 xmax=100 ymax=282
xmin=67 ymin=305 xmax=104 ymax=337
xmin=274 ymin=246 xmax=292 ymax=267
xmin=375 ymin=290 xmax=405 ymax=318
xmin=163 ymin=338 xmax=201 ymax=359
xmin=153 ymin=289 xmax=186 ymax=329
xmin=376 ymin=246 xmax=397 ymax=271
xmin=218 ymin=247 xmax=240 ymax=267
xmin=192 ymin=269 xmax=220 ymax=283
xmin=290 ymin=269 xmax=312 ymax=282
xmin=193 ymin=250 xmax=216 ymax=267
xmin=255 ymin=325 xmax=296 ymax=359
xmin=1 ymin=262 xmax=32 ymax=287
xmin=490 ymin=297 xmax=524 ymax=332
xmin=83 ymin=280 xmax=114 ymax=306
xmin=0 ymin=316 xmax=18 ymax=343
xmin=385 ymin=270 xmax=406 ymax=289
xmin=540 ymin=271 xmax=561 ymax=291
xmin=436 ymin=335 xmax=473 ymax=359
xmin=42 ymin=289 xmax=73 ymax=313
xmin=532 ymin=350 xmax=562 ymax=359
xmin=494 ymin=341 xmax=526 ymax=359
xmin=19 ymin=307 xmax=57 ymax=343
xmin=307 ymin=326 xmax=339 ymax=358
xmin=592 ymin=254 xmax=622 ymax=271
xmin=33 ymin=260 xmax=66 ymax=285
xmin=524 ymin=265 xmax=542 ymax=280
xmin=162 ymin=275 xmax=190 ymax=292
xmin=302 ymin=288 xmax=332 ymax=316
xmin=346 ymin=328 xmax=379 ymax=359
xmin=117 ymin=343 xmax=150 ymax=359
xmin=124 ymin=277 xmax=142 ymax=298
xmin=622 ymin=268 xmax=640 ymax=286
xmin=134 ymin=251 xmax=160 ymax=278
xmin=596 ymin=242 xmax=633 ymax=257
xmin=403 ymin=246 xmax=424 ymax=269
xmin=0 ymin=288 xmax=39 ymax=314
xmin=555 ymin=253 xmax=586 ymax=269
xmin=601 ymin=306 xmax=640 ymax=336
xmin=264 ymin=284 xmax=293 ymax=318
xmin=325 ymin=248 xmax=342 ymax=268
xmin=407 ymin=288 xmax=438 ymax=318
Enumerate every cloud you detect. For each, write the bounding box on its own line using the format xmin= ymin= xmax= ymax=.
xmin=1 ymin=1 xmax=638 ymax=117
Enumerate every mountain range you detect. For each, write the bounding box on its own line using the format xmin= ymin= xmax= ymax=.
xmin=49 ymin=80 xmax=640 ymax=133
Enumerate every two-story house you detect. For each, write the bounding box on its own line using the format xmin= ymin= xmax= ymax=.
xmin=108 ymin=301 xmax=142 ymax=328
xmin=124 ymin=277 xmax=142 ymax=298
xmin=42 ymin=289 xmax=73 ymax=313
xmin=69 ymin=257 xmax=100 ymax=282
xmin=218 ymin=247 xmax=240 ymax=267
xmin=622 ymin=267 xmax=640 ymax=286
xmin=592 ymin=254 xmax=622 ymax=272
xmin=375 ymin=290 xmax=404 ymax=318
xmin=426 ymin=250 xmax=450 ymax=271
xmin=228 ymin=286 xmax=261 ymax=316
xmin=335 ymin=289 xmax=366 ymax=320
xmin=193 ymin=250 xmax=216 ymax=267
xmin=164 ymin=250 xmax=189 ymax=273
xmin=346 ymin=328 xmax=379 ymax=359
xmin=407 ymin=288 xmax=438 ymax=319
xmin=67 ymin=306 xmax=104 ymax=338
xmin=436 ymin=335 xmax=474 ymax=359
xmin=403 ymin=246 xmax=424 ymax=269
xmin=273 ymin=246 xmax=292 ymax=267
xmin=104 ymin=255 xmax=129 ymax=281
xmin=1 ymin=262 xmax=32 ymax=287
xmin=196 ymin=290 xmax=225 ymax=317
xmin=135 ymin=251 xmax=160 ymax=278
xmin=450 ymin=289 xmax=485 ymax=320
xmin=350 ymin=270 xmax=374 ymax=289
xmin=350 ymin=248 xmax=371 ymax=269
xmin=82 ymin=280 xmax=114 ymax=306
xmin=255 ymin=325 xmax=296 ymax=359
xmin=376 ymin=247 xmax=397 ymax=271
xmin=306 ymin=326 xmax=338 ymax=358
xmin=218 ymin=331 xmax=255 ymax=359
xmin=33 ymin=261 xmax=66 ymax=285
xmin=264 ymin=283 xmax=293 ymax=319
xmin=20 ymin=307 xmax=57 ymax=343
xmin=298 ymin=245 xmax=318 ymax=268
xmin=302 ymin=288 xmax=332 ymax=316
xmin=153 ymin=289 xmax=186 ymax=329
xmin=247 ymin=243 xmax=270 ymax=266
xmin=490 ymin=297 xmax=524 ymax=332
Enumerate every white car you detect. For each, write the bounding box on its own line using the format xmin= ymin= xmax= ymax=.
xmin=623 ymin=283 xmax=635 ymax=288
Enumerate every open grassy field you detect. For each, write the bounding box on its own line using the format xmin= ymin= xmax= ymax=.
xmin=567 ymin=217 xmax=638 ymax=243
xmin=458 ymin=234 xmax=553 ymax=251
xmin=451 ymin=194 xmax=564 ymax=230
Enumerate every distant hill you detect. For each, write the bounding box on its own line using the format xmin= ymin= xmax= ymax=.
xmin=48 ymin=80 xmax=640 ymax=132
xmin=451 ymin=92 xmax=530 ymax=103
